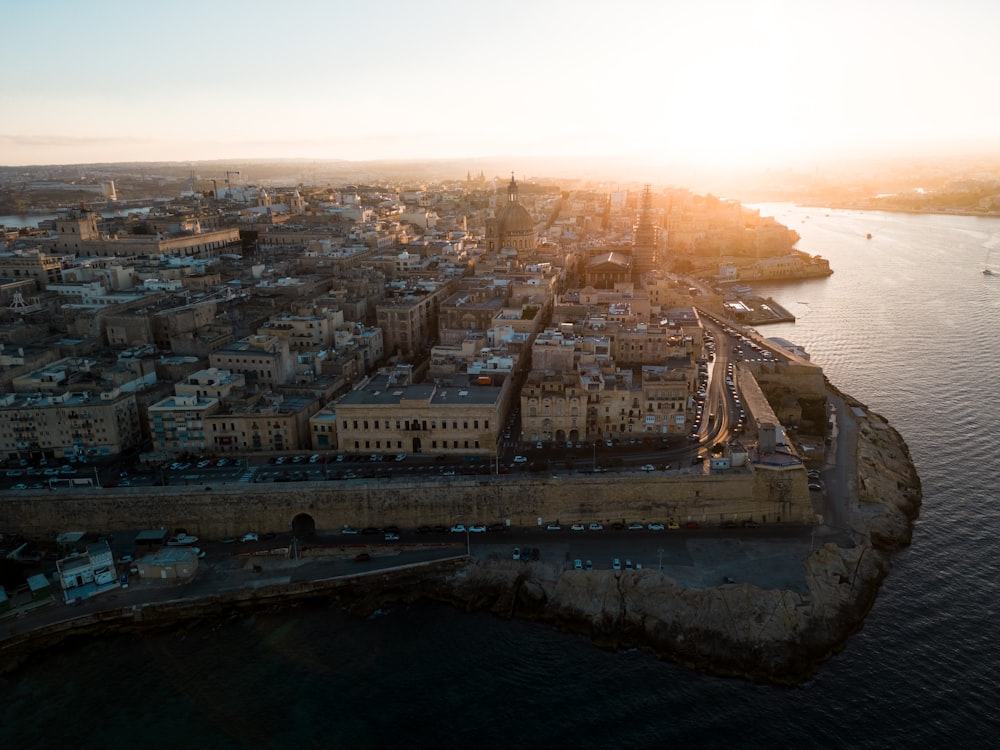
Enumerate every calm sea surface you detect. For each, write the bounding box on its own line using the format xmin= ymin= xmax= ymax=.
xmin=3 ymin=205 xmax=1000 ymax=748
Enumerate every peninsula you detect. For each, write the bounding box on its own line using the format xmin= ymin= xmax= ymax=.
xmin=0 ymin=165 xmax=919 ymax=683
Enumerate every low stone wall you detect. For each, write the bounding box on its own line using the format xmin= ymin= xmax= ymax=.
xmin=0 ymin=467 xmax=815 ymax=539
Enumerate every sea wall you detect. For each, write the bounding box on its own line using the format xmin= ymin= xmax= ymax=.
xmin=0 ymin=468 xmax=815 ymax=539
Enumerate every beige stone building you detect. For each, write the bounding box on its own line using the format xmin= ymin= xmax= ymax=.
xmin=334 ymin=373 xmax=509 ymax=456
xmin=204 ymin=394 xmax=317 ymax=454
xmin=52 ymin=210 xmax=239 ymax=258
xmin=376 ymin=280 xmax=455 ymax=358
xmin=257 ymin=308 xmax=345 ymax=350
xmin=0 ymin=251 xmax=64 ymax=288
xmin=209 ymin=334 xmax=295 ymax=389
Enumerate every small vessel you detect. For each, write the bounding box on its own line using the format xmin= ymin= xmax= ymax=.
xmin=866 ymin=233 xmax=872 ymax=240
xmin=167 ymin=533 xmax=199 ymax=546
xmin=984 ymin=248 xmax=995 ymax=276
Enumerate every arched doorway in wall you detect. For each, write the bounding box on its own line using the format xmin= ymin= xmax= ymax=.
xmin=291 ymin=512 xmax=316 ymax=538
xmin=412 ymin=437 xmax=422 ymax=453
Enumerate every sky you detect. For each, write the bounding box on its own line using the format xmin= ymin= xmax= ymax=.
xmin=4 ymin=0 xmax=1000 ymax=171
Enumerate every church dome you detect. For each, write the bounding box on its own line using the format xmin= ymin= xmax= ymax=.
xmin=497 ymin=199 xmax=534 ymax=235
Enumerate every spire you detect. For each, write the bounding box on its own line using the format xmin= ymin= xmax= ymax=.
xmin=508 ymin=173 xmax=518 ymax=203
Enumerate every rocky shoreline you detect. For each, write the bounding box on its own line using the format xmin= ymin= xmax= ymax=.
xmin=0 ymin=388 xmax=920 ymax=684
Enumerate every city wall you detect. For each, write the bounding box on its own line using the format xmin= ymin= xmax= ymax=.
xmin=0 ymin=469 xmax=813 ymax=539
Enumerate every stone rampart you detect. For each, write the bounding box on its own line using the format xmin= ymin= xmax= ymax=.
xmin=0 ymin=468 xmax=815 ymax=539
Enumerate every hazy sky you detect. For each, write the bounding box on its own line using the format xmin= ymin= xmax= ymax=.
xmin=4 ymin=0 xmax=1000 ymax=169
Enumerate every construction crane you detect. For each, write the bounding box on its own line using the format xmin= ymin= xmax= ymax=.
xmin=226 ymin=171 xmax=241 ymax=201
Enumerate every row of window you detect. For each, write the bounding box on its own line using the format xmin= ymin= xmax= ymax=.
xmin=353 ymin=439 xmax=482 ymax=450
xmin=344 ymin=418 xmax=490 ymax=431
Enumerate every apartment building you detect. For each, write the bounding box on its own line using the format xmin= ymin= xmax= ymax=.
xmin=0 ymin=388 xmax=141 ymax=461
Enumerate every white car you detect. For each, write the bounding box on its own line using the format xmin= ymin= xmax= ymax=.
xmin=469 ymin=525 xmax=487 ymax=533
xmin=648 ymin=523 xmax=665 ymax=531
xmin=395 ymin=454 xmax=407 ymax=462
xmin=640 ymin=464 xmax=655 ymax=471
xmin=450 ymin=524 xmax=466 ymax=533
xmin=240 ymin=532 xmax=259 ymax=543
xmin=571 ymin=523 xmax=585 ymax=531
xmin=546 ymin=524 xmax=561 ymax=531
xmin=384 ymin=532 xmax=399 ymax=541
xmin=613 ymin=558 xmax=622 ymax=570
xmin=588 ymin=523 xmax=604 ymax=531
xmin=513 ymin=455 xmax=528 ymax=463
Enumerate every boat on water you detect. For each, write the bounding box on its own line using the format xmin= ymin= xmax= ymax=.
xmin=866 ymin=233 xmax=872 ymax=240
xmin=166 ymin=533 xmax=199 ymax=546
xmin=984 ymin=248 xmax=995 ymax=276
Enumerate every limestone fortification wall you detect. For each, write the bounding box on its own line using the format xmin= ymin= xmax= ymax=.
xmin=0 ymin=468 xmax=815 ymax=539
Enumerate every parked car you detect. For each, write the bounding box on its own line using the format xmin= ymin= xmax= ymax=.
xmin=469 ymin=525 xmax=487 ymax=533
xmin=627 ymin=523 xmax=644 ymax=530
xmin=574 ymin=559 xmax=583 ymax=570
xmin=685 ymin=521 xmax=701 ymax=529
xmin=640 ymin=464 xmax=655 ymax=471
xmin=354 ymin=553 xmax=371 ymax=562
xmin=546 ymin=524 xmax=561 ymax=531
xmin=571 ymin=523 xmax=585 ymax=531
xmin=513 ymin=455 xmax=528 ymax=463
xmin=585 ymin=560 xmax=593 ymax=571
xmin=612 ymin=558 xmax=622 ymax=570
xmin=513 ymin=546 xmax=521 ymax=560
xmin=384 ymin=532 xmax=399 ymax=541
xmin=648 ymin=523 xmax=665 ymax=531
xmin=450 ymin=524 xmax=466 ymax=533
xmin=808 ymin=483 xmax=823 ymax=491
xmin=742 ymin=520 xmax=760 ymax=529
xmin=342 ymin=526 xmax=358 ymax=535
xmin=588 ymin=523 xmax=603 ymax=531
xmin=240 ymin=532 xmax=259 ymax=543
